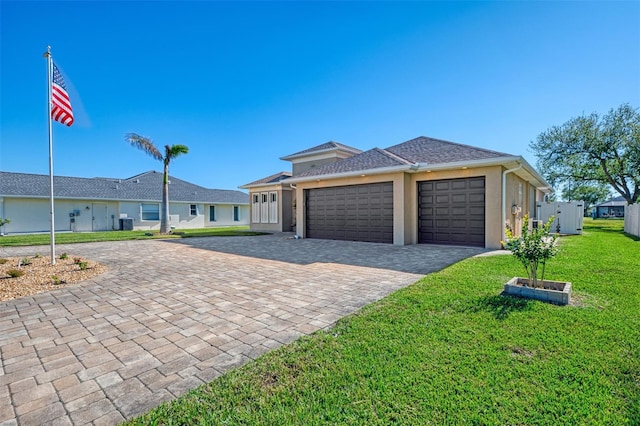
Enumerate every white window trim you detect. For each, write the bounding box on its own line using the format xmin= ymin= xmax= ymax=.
xmin=140 ymin=203 xmax=160 ymax=221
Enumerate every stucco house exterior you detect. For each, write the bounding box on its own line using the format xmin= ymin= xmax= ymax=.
xmin=0 ymin=171 xmax=249 ymax=234
xmin=241 ymin=136 xmax=551 ymax=249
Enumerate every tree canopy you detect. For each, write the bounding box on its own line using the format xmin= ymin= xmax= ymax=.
xmin=530 ymin=103 xmax=640 ymax=204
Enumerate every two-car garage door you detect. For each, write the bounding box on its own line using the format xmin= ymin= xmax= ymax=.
xmin=305 ymin=182 xmax=393 ymax=244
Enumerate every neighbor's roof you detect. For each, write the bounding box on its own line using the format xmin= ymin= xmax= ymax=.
xmin=594 ymin=196 xmax=627 ymax=207
xmin=0 ymin=171 xmax=249 ymax=204
xmin=280 ymin=141 xmax=362 ymax=161
xmin=294 ymin=136 xmax=515 ymax=178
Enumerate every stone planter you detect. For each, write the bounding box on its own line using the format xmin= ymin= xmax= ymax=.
xmin=504 ymin=277 xmax=572 ymax=305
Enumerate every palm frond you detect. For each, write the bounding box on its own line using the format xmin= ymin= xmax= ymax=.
xmin=125 ymin=133 xmax=163 ymax=161
xmin=165 ymin=144 xmax=189 ymax=160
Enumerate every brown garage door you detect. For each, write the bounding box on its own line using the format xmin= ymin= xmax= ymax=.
xmin=305 ymin=182 xmax=393 ymax=243
xmin=418 ymin=177 xmax=485 ymax=247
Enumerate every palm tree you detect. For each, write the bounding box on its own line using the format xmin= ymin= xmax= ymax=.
xmin=125 ymin=133 xmax=189 ymax=234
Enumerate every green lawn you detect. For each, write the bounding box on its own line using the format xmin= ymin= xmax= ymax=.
xmin=125 ymin=218 xmax=639 ymax=425
xmin=0 ymin=226 xmax=267 ymax=247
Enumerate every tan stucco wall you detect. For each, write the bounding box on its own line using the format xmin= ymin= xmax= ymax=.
xmin=248 ymin=184 xmax=294 ymax=232
xmin=293 ymin=158 xmax=341 ymax=176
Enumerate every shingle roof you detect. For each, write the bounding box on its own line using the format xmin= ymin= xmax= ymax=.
xmin=294 ymin=148 xmax=412 ymax=177
xmin=385 ymin=136 xmax=513 ymax=164
xmin=0 ymin=171 xmax=249 ymax=204
xmin=280 ymin=141 xmax=362 ymax=160
xmin=292 ymin=136 xmax=514 ymax=178
xmin=241 ymin=171 xmax=292 ymax=187
xmin=594 ymin=196 xmax=627 ymax=207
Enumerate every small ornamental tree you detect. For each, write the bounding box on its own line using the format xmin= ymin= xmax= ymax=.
xmin=503 ymin=214 xmax=559 ymax=288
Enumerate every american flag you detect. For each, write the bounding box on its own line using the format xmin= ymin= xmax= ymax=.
xmin=51 ymin=62 xmax=74 ymax=126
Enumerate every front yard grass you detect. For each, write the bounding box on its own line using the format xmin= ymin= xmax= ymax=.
xmin=130 ymin=218 xmax=639 ymax=424
xmin=0 ymin=226 xmax=266 ymax=247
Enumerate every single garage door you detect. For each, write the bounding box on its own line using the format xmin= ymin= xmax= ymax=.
xmin=418 ymin=177 xmax=485 ymax=247
xmin=305 ymin=182 xmax=393 ymax=243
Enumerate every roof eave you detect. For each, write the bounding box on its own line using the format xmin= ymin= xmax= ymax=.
xmin=239 ymin=180 xmax=292 ymax=189
xmin=285 ymin=155 xmax=552 ymax=189
xmin=280 ymin=147 xmax=361 ymax=161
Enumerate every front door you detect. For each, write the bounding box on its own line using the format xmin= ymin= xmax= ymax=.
xmin=92 ymin=203 xmax=109 ymax=231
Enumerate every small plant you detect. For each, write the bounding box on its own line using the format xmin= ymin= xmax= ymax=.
xmin=59 ymin=253 xmax=68 ymax=260
xmin=73 ymin=257 xmax=82 ymax=264
xmin=503 ymin=214 xmax=560 ymax=288
xmin=7 ymin=269 xmax=24 ymax=278
xmin=20 ymin=258 xmax=31 ymax=266
xmin=51 ymin=275 xmax=65 ymax=285
xmin=77 ymin=261 xmax=88 ymax=270
xmin=0 ymin=217 xmax=10 ymax=227
xmin=34 ymin=253 xmax=41 ymax=258
xmin=0 ymin=258 xmax=8 ymax=265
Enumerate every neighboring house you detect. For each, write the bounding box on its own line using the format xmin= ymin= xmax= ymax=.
xmin=0 ymin=171 xmax=249 ymax=234
xmin=241 ymin=136 xmax=551 ymax=249
xmin=593 ymin=196 xmax=626 ymax=218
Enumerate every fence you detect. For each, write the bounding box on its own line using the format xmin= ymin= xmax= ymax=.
xmin=536 ymin=201 xmax=584 ymax=235
xmin=625 ymin=204 xmax=640 ymax=237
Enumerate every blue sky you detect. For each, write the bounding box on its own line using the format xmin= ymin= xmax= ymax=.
xmin=1 ymin=1 xmax=639 ymax=191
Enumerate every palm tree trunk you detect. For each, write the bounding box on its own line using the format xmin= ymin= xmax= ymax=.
xmin=160 ymin=163 xmax=171 ymax=234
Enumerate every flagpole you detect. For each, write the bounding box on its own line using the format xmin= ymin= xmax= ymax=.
xmin=43 ymin=46 xmax=56 ymax=265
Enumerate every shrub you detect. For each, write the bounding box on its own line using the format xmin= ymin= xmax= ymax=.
xmin=51 ymin=275 xmax=65 ymax=285
xmin=73 ymin=257 xmax=82 ymax=264
xmin=503 ymin=214 xmax=560 ymax=288
xmin=78 ymin=261 xmax=88 ymax=270
xmin=34 ymin=253 xmax=41 ymax=258
xmin=20 ymin=258 xmax=31 ymax=266
xmin=7 ymin=269 xmax=24 ymax=278
xmin=59 ymin=253 xmax=68 ymax=260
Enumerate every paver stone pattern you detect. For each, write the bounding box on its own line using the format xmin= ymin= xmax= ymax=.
xmin=0 ymin=234 xmax=484 ymax=424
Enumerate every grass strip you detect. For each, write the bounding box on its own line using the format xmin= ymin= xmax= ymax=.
xmin=0 ymin=226 xmax=268 ymax=247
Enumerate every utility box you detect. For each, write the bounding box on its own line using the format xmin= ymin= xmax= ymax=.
xmin=536 ymin=201 xmax=584 ymax=235
xmin=119 ymin=218 xmax=134 ymax=231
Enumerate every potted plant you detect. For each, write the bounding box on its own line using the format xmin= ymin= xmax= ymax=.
xmin=502 ymin=214 xmax=571 ymax=305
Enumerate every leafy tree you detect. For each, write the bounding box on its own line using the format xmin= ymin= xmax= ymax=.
xmin=562 ymin=183 xmax=610 ymax=215
xmin=531 ymin=103 xmax=640 ymax=204
xmin=125 ymin=133 xmax=189 ymax=234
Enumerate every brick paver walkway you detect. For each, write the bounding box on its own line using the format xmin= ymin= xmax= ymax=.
xmin=0 ymin=234 xmax=484 ymax=425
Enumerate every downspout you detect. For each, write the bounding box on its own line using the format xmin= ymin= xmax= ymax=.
xmin=502 ymin=163 xmax=522 ymax=244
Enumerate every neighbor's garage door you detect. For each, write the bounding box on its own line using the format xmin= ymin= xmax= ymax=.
xmin=418 ymin=177 xmax=485 ymax=247
xmin=305 ymin=182 xmax=393 ymax=243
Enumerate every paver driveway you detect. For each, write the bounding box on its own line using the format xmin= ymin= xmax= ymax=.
xmin=0 ymin=234 xmax=484 ymax=425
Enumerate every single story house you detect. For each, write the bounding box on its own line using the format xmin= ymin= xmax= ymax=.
xmin=241 ymin=136 xmax=551 ymax=249
xmin=593 ymin=196 xmax=626 ymax=218
xmin=0 ymin=170 xmax=249 ymax=234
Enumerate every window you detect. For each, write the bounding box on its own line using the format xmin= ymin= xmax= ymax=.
xmin=269 ymin=192 xmax=278 ymax=223
xmin=233 ymin=206 xmax=240 ymax=222
xmin=141 ymin=203 xmax=159 ymax=221
xmin=260 ymin=193 xmax=269 ymax=223
xmin=190 ymin=204 xmax=198 ymax=216
xmin=252 ymin=194 xmax=260 ymax=223
xmin=209 ymin=205 xmax=216 ymax=221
